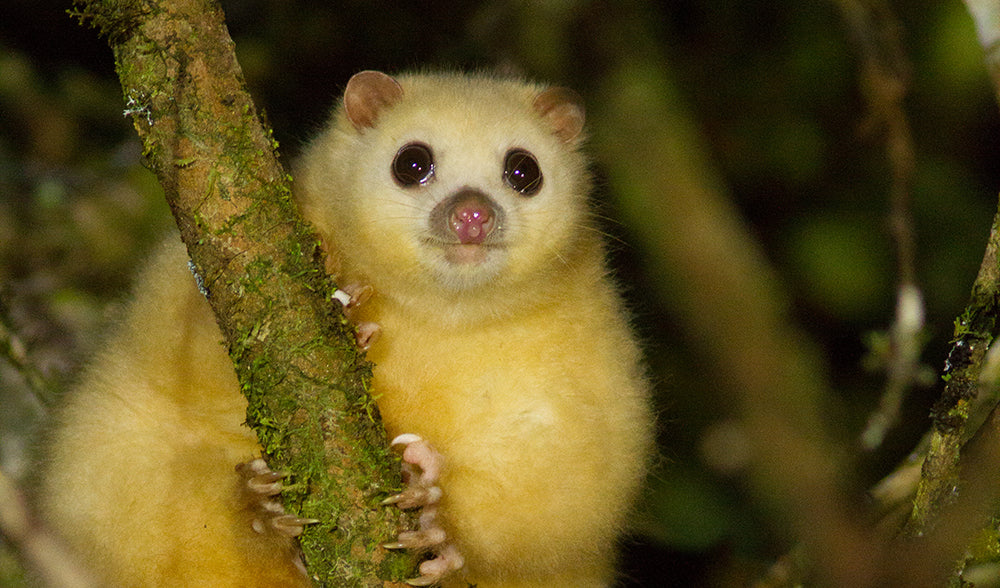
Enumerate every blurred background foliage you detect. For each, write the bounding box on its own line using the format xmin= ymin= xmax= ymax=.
xmin=2 ymin=0 xmax=999 ymax=586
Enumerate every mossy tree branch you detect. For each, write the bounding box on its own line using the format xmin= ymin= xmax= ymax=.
xmin=905 ymin=208 xmax=1000 ymax=535
xmin=69 ymin=0 xmax=415 ymax=585
xmin=902 ymin=0 xmax=1000 ymax=546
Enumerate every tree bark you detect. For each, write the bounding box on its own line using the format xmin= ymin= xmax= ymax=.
xmin=70 ymin=0 xmax=416 ymax=585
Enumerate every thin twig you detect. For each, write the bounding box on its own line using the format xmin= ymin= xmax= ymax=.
xmin=834 ymin=0 xmax=929 ymax=451
xmin=0 ymin=288 xmax=55 ymax=408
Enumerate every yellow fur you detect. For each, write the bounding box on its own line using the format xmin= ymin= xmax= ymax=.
xmin=39 ymin=239 xmax=310 ymax=587
xmin=39 ymin=71 xmax=652 ymax=587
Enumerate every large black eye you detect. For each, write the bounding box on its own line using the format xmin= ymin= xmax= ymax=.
xmin=503 ymin=149 xmax=542 ymax=195
xmin=392 ymin=143 xmax=434 ymax=186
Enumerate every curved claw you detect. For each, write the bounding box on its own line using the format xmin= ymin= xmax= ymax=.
xmin=382 ymin=527 xmax=447 ymax=550
xmin=272 ymin=514 xmax=321 ymax=538
xmin=239 ymin=458 xmax=288 ymax=496
xmin=405 ymin=575 xmax=437 ymax=587
xmin=391 ymin=433 xmax=423 ymax=447
xmin=381 ymin=485 xmax=442 ymax=509
xmin=248 ymin=471 xmax=286 ymax=496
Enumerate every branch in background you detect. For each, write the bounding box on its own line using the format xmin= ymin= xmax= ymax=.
xmin=905 ymin=340 xmax=1000 ymax=582
xmin=902 ymin=0 xmax=1000 ymax=538
xmin=70 ymin=0 xmax=415 ymax=584
xmin=587 ymin=5 xmax=881 ymax=584
xmin=905 ymin=206 xmax=1000 ymax=536
xmin=588 ymin=1 xmax=1000 ymax=585
xmin=849 ymin=1 xmax=1000 ymax=580
xmin=822 ymin=0 xmax=1000 ymax=581
xmin=755 ymin=1 xmax=1000 ymax=581
xmin=0 ymin=288 xmax=55 ymax=409
xmin=863 ymin=333 xmax=1000 ymax=585
xmin=834 ymin=0 xmax=930 ymax=452
xmin=0 ymin=469 xmax=96 ymax=588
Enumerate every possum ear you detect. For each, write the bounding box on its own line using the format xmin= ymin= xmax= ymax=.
xmin=533 ymin=87 xmax=585 ymax=143
xmin=344 ymin=71 xmax=404 ymax=130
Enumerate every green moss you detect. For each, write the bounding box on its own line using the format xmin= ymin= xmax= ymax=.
xmin=68 ymin=0 xmax=153 ymax=42
xmin=968 ymin=520 xmax=1000 ymax=562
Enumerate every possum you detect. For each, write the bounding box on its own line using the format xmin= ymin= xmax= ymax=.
xmin=38 ymin=70 xmax=653 ymax=588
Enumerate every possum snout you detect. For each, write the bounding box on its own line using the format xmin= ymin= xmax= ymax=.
xmin=430 ymin=189 xmax=503 ymax=245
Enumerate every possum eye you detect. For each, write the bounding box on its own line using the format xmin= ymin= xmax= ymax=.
xmin=392 ymin=143 xmax=435 ymax=186
xmin=503 ymin=149 xmax=542 ymax=195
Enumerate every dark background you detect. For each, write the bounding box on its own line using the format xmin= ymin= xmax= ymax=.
xmin=2 ymin=1 xmax=999 ymax=586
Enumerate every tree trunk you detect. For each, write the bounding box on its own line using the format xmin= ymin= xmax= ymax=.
xmin=70 ymin=0 xmax=416 ymax=584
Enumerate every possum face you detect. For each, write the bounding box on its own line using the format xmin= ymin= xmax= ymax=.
xmin=389 ymin=142 xmax=543 ymax=266
xmin=297 ymin=71 xmax=591 ymax=296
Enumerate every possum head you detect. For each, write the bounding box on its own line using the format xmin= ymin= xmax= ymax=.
xmin=296 ymin=70 xmax=592 ymax=302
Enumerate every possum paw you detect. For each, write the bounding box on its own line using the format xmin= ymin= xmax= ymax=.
xmin=332 ymin=283 xmax=373 ymax=315
xmin=406 ymin=544 xmax=465 ymax=587
xmin=381 ymin=434 xmax=443 ymax=510
xmin=236 ymin=458 xmax=318 ymax=538
xmin=382 ymin=434 xmax=465 ymax=586
xmin=332 ymin=284 xmax=381 ymax=350
xmin=354 ymin=321 xmax=381 ymax=350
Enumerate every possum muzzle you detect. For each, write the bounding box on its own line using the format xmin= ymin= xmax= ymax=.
xmin=430 ymin=188 xmax=504 ymax=264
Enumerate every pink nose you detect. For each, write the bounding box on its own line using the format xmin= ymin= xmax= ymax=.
xmin=449 ymin=196 xmax=496 ymax=244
